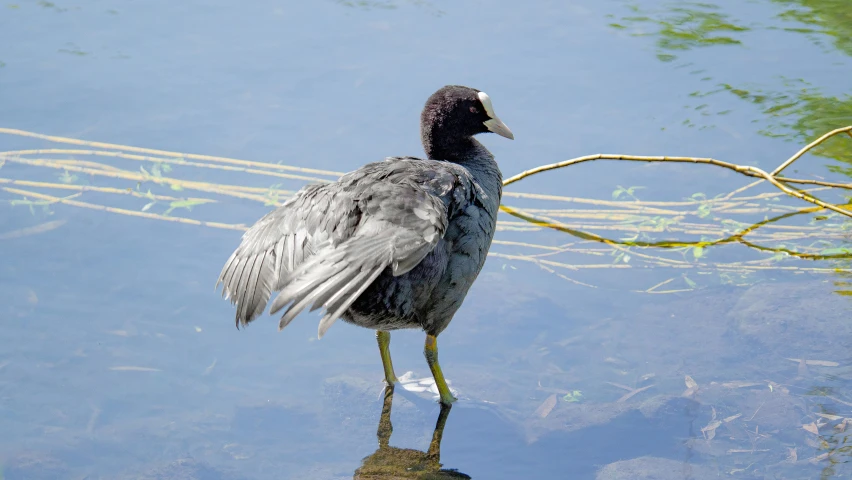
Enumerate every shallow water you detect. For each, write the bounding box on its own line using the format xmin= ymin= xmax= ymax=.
xmin=1 ymin=0 xmax=852 ymax=478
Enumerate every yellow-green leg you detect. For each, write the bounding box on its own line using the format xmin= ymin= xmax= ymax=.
xmin=424 ymin=334 xmax=457 ymax=405
xmin=376 ymin=330 xmax=398 ymax=385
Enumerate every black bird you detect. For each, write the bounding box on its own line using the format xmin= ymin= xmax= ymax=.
xmin=217 ymin=85 xmax=513 ymax=405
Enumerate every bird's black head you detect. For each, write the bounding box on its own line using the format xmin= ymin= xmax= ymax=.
xmin=420 ymin=85 xmax=513 ymax=161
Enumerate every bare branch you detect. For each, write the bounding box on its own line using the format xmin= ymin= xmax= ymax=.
xmin=771 ymin=126 xmax=852 ymax=176
xmin=502 ymin=126 xmax=852 ymax=219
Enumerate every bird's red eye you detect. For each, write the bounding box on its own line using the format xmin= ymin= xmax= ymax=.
xmin=469 ymin=106 xmax=478 ymax=114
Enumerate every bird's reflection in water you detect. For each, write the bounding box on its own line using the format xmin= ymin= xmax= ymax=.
xmin=354 ymin=386 xmax=470 ymax=479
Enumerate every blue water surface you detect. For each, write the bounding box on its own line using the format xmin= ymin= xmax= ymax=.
xmin=2 ymin=0 xmax=852 ymax=478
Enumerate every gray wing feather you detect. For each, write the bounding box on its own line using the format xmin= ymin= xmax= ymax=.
xmin=217 ymin=184 xmax=355 ymax=328
xmin=317 ymin=264 xmax=386 ymax=338
xmin=269 ymin=236 xmax=390 ymax=334
xmin=269 ymin=182 xmax=447 ymax=336
xmin=218 ymin=158 xmax=459 ymax=333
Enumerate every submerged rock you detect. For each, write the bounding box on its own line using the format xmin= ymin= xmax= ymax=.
xmin=120 ymin=457 xmax=244 ymax=480
xmin=596 ymin=456 xmax=719 ymax=480
xmin=1 ymin=451 xmax=68 ymax=480
xmin=730 ymin=281 xmax=852 ymax=357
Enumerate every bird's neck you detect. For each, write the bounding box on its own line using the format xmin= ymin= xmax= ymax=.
xmin=422 ymin=131 xmax=472 ymax=161
xmin=422 ymin=133 xmax=497 ymax=169
xmin=423 ymin=134 xmax=503 ymax=209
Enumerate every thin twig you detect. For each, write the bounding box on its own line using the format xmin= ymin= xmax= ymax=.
xmin=0 ymin=130 xmax=345 ymax=176
xmin=3 ymin=187 xmax=245 ymax=231
xmin=488 ymin=251 xmax=851 ymax=274
xmin=503 ymin=153 xmax=852 ymax=218
xmin=777 ymin=176 xmax=852 ymax=190
xmin=500 ymin=203 xmax=852 ymax=259
xmin=0 ymin=177 xmax=214 ymax=203
xmin=4 ymin=153 xmax=332 ymax=183
xmin=502 ymin=126 xmax=852 ymax=218
xmin=0 ymin=155 xmax=271 ymax=203
xmin=771 ymin=126 xmax=852 ymax=175
xmin=645 ymin=278 xmax=675 ymax=293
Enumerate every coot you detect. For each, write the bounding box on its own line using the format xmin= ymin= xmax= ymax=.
xmin=217 ymin=85 xmax=513 ymax=405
